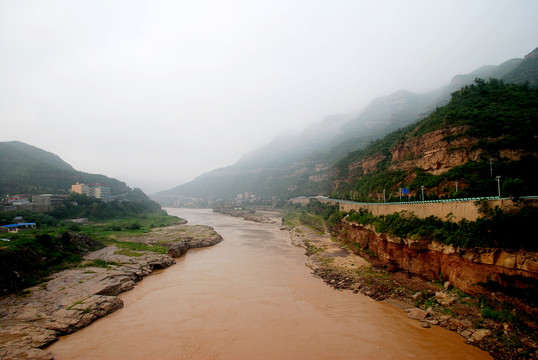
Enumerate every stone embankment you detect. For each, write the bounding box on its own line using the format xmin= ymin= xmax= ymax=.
xmin=0 ymin=224 xmax=222 ymax=360
xmin=286 ymin=222 xmax=538 ymax=360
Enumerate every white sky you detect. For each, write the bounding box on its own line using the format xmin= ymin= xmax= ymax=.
xmin=1 ymin=0 xmax=537 ymax=193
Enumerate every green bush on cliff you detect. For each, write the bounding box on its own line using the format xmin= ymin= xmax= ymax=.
xmin=304 ymin=200 xmax=345 ymax=233
xmin=345 ymin=206 xmax=538 ymax=251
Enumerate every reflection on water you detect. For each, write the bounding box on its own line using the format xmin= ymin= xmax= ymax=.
xmin=49 ymin=208 xmax=491 ymax=360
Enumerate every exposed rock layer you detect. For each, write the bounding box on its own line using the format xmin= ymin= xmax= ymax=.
xmin=340 ymin=220 xmax=538 ymax=314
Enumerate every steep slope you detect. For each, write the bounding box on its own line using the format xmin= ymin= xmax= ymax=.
xmin=0 ymin=141 xmax=130 ymax=196
xmin=332 ymin=79 xmax=538 ymax=201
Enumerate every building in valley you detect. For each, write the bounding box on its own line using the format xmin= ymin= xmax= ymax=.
xmin=71 ymin=183 xmax=111 ymax=202
xmin=89 ymin=185 xmax=111 ymax=202
xmin=71 ymin=182 xmax=90 ymax=196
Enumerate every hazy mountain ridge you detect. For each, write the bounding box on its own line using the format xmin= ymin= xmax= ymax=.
xmin=0 ymin=141 xmax=131 ymax=196
xmin=236 ymin=113 xmax=353 ymax=169
xmin=158 ymin=47 xmax=537 ymax=201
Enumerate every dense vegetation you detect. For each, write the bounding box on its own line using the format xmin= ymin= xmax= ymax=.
xmin=51 ymin=189 xmax=162 ymax=220
xmin=412 ymin=78 xmax=538 ymax=148
xmin=281 ymin=200 xmax=345 ymax=234
xmin=332 ymin=79 xmax=538 ymax=201
xmin=345 ymin=206 xmax=538 ymax=251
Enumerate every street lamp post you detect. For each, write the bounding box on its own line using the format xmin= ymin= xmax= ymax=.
xmin=421 ymin=185 xmax=425 ymax=201
xmin=455 ymin=181 xmax=458 ymax=193
xmin=495 ymin=176 xmax=501 ymax=197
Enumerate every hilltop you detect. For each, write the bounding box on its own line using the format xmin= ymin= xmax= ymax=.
xmin=0 ymin=141 xmax=130 ymax=196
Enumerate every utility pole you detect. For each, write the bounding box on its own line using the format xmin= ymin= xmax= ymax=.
xmin=383 ymin=189 xmax=386 ymax=203
xmin=490 ymin=159 xmax=493 ymax=178
xmin=496 ymin=176 xmax=501 ymax=197
xmin=399 ymin=188 xmax=402 ymax=201
xmin=421 ymin=185 xmax=425 ymax=201
xmin=455 ymin=181 xmax=458 ymax=193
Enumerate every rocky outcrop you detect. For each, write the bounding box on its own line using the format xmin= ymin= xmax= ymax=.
xmin=388 ymin=126 xmax=481 ymax=175
xmin=349 ymin=154 xmax=386 ymax=176
xmin=341 ymin=220 xmax=538 ymax=314
xmin=342 ymin=124 xmax=536 ymax=189
xmin=120 ymin=224 xmax=223 ymax=257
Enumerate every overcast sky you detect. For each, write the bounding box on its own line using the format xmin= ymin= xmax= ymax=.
xmin=1 ymin=1 xmax=537 ymax=193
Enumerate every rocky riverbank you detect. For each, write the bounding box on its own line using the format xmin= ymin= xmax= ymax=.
xmin=0 ymin=224 xmax=222 ymax=360
xmin=213 ymin=206 xmax=276 ymax=223
xmin=285 ymin=222 xmax=538 ymax=360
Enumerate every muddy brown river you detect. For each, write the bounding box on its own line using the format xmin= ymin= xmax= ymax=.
xmin=49 ymin=208 xmax=491 ymax=359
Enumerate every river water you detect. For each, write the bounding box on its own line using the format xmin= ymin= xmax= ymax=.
xmin=49 ymin=208 xmax=491 ymax=360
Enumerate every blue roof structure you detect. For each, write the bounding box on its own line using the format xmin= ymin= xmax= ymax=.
xmin=1 ymin=223 xmax=36 ymax=228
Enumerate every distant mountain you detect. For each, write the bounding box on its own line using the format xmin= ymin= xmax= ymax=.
xmin=321 ymin=90 xmax=441 ymax=162
xmin=158 ymin=46 xmax=538 ymax=202
xmin=236 ymin=113 xmax=353 ymax=169
xmin=0 ymin=141 xmax=130 ymax=196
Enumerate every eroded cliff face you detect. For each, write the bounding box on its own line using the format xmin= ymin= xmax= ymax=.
xmin=340 ymin=220 xmax=538 ymax=314
xmin=388 ymin=126 xmax=481 ymax=175
xmin=343 ymin=125 xmax=533 ymax=180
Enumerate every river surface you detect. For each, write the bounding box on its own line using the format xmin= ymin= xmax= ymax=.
xmin=49 ymin=208 xmax=491 ymax=360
